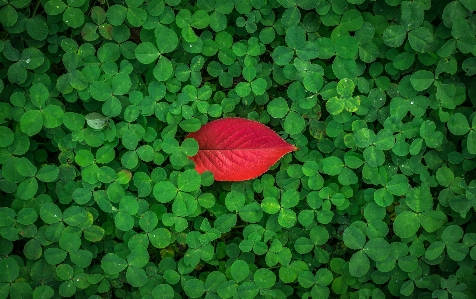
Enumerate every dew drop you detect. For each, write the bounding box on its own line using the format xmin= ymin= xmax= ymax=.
xmin=410 ymin=101 xmax=414 ymax=104
xmin=25 ymin=59 xmax=31 ymax=63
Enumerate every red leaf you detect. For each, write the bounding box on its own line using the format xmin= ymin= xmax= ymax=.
xmin=186 ymin=118 xmax=297 ymax=181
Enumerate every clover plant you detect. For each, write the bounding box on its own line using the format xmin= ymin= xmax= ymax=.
xmin=1 ymin=0 xmax=476 ymax=298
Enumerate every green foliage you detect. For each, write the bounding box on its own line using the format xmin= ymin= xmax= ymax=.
xmin=1 ymin=0 xmax=476 ymax=298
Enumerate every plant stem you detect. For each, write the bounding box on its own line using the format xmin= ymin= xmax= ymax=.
xmin=31 ymin=0 xmax=42 ymax=17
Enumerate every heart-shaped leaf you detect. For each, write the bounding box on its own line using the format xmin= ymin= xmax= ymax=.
xmin=186 ymin=118 xmax=297 ymax=181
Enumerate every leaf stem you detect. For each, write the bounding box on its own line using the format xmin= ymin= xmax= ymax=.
xmin=31 ymin=0 xmax=42 ymax=17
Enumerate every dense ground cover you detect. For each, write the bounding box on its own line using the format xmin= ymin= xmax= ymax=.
xmin=1 ymin=0 xmax=476 ymax=298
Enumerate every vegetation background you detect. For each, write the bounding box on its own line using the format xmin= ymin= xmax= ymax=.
xmin=1 ymin=0 xmax=476 ymax=298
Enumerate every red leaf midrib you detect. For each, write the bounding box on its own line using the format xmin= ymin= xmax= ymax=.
xmin=198 ymin=147 xmax=296 ymax=151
